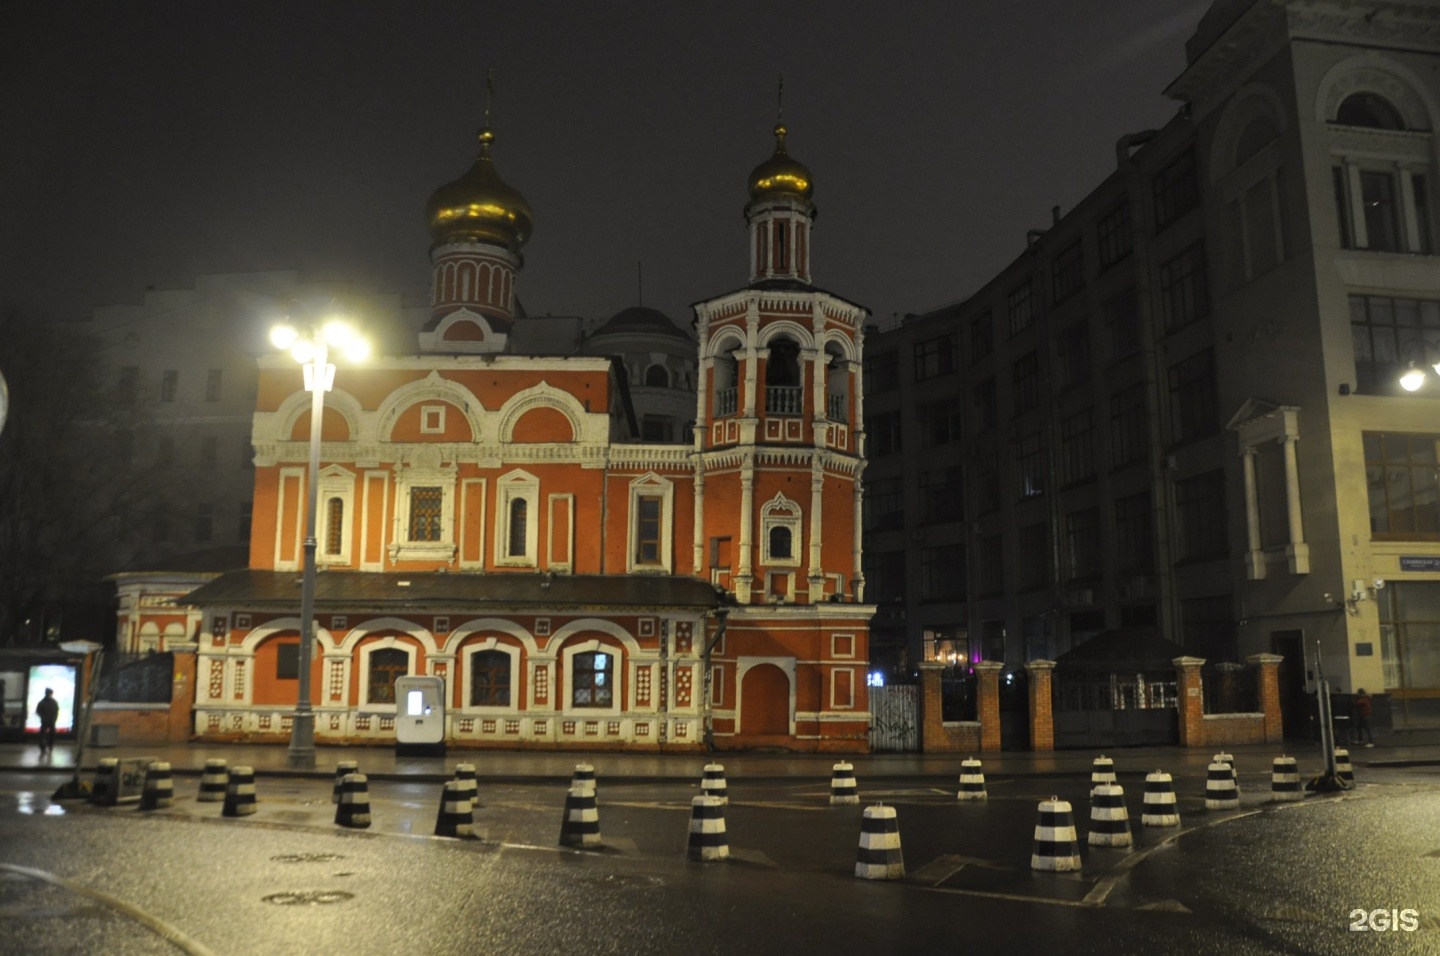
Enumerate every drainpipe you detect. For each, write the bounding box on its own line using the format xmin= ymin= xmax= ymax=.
xmin=702 ymin=606 xmax=730 ymax=752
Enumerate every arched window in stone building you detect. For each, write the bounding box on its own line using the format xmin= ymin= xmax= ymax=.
xmin=644 ymin=364 xmax=669 ymax=388
xmin=765 ymin=336 xmax=802 ymax=415
xmin=713 ymin=343 xmax=741 ymax=417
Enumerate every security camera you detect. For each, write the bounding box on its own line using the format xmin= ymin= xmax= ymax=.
xmin=1373 ymin=577 xmax=1386 ymax=591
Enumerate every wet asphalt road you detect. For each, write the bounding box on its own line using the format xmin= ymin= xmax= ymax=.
xmin=2 ymin=766 xmax=1439 ymax=955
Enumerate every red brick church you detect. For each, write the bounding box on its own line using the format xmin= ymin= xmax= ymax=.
xmin=122 ymin=116 xmax=874 ymax=752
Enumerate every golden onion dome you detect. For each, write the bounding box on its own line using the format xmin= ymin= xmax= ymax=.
xmin=748 ymin=123 xmax=813 ymax=201
xmin=425 ymin=127 xmax=533 ymax=251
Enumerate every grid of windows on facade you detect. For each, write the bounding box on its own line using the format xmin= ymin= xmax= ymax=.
xmin=1103 ymin=287 xmax=1140 ymax=360
xmin=1175 ymin=470 xmax=1227 ymax=561
xmin=919 ymin=396 xmax=963 ymax=446
xmin=1017 ymin=523 xmax=1049 ymax=590
xmin=863 ymin=477 xmax=904 ymax=531
xmin=920 ymin=467 xmax=964 ymax=523
xmin=863 ymin=351 xmax=899 ymax=394
xmin=975 ymin=452 xmax=1000 ymax=515
xmin=862 ymin=550 xmax=905 ymax=602
xmin=470 ymin=649 xmax=510 ymax=706
xmin=1181 ymin=595 xmax=1234 ymax=660
xmin=1153 ymin=149 xmax=1199 ymax=230
xmin=1097 ymin=201 xmax=1133 ymax=268
xmin=1012 ymin=351 xmax=1040 ymax=413
xmin=1051 ymin=240 xmax=1084 ymax=303
xmin=1065 ymin=507 xmax=1101 ymax=580
xmin=1159 ymin=243 xmax=1209 ymax=334
xmin=973 ymin=378 xmax=997 ymax=432
xmin=914 ymin=335 xmax=958 ymax=381
xmin=1168 ymin=349 xmax=1218 ymax=444
xmin=1351 ymin=294 xmax=1440 ymax=395
xmin=867 ymin=411 xmax=903 ymax=456
xmin=1109 ymin=384 xmax=1149 ymax=468
xmin=1059 ymin=409 xmax=1095 ymax=486
xmin=1016 ymin=433 xmax=1044 ymax=499
xmin=1377 ymin=583 xmax=1440 ymax=724
xmin=920 ymin=544 xmax=966 ymax=601
xmin=1056 ymin=319 xmax=1091 ymax=389
xmin=977 ymin=535 xmax=1003 ymax=596
xmin=970 ymin=312 xmax=993 ymax=361
xmin=1364 ymin=432 xmax=1440 ymax=536
xmin=1113 ymin=492 xmax=1153 ymax=571
xmin=1007 ymin=282 xmax=1033 ymax=336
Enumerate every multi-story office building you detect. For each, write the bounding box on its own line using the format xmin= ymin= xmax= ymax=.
xmin=865 ymin=0 xmax=1440 ymax=728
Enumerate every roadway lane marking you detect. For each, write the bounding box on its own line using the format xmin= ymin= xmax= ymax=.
xmin=1082 ymin=809 xmax=1262 ymax=907
xmin=0 ymin=863 xmax=218 ymax=956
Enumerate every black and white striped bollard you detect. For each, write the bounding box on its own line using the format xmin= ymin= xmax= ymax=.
xmin=830 ymin=761 xmax=859 ymax=805
xmin=1031 ymin=797 xmax=1082 ymax=872
xmin=1204 ymin=760 xmax=1240 ymax=810
xmin=854 ymin=804 xmax=904 ymax=880
xmin=687 ymin=795 xmax=729 ymax=862
xmin=560 ymin=785 xmax=601 ymax=848
xmin=223 ymin=766 xmax=258 ymax=817
xmin=138 ymin=761 xmax=175 ymax=811
xmin=1270 ymin=755 xmax=1302 ymax=802
xmin=1088 ymin=783 xmax=1132 ymax=847
xmin=333 ymin=760 xmax=359 ymax=804
xmin=957 ymin=757 xmax=987 ymax=801
xmin=335 ymin=773 xmax=372 ymax=829
xmin=1141 ymin=770 xmax=1179 ymax=827
xmin=1090 ymin=755 xmax=1116 ymax=791
xmin=196 ymin=758 xmax=228 ymax=803
xmin=434 ymin=780 xmax=474 ymax=838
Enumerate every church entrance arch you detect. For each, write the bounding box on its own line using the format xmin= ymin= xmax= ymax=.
xmin=739 ymin=661 xmax=791 ymax=735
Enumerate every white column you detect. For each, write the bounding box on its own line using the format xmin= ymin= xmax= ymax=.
xmin=693 ymin=464 xmax=706 ymax=573
xmin=808 ymin=461 xmax=824 ymax=599
xmin=1242 ymin=445 xmax=1265 ymax=580
xmin=1399 ymin=167 xmax=1423 ymax=254
xmin=737 ymin=453 xmax=755 ymax=603
xmin=852 ymin=473 xmax=865 ymax=601
xmin=1282 ymin=435 xmax=1310 ymax=573
xmin=1346 ymin=161 xmax=1367 ymax=248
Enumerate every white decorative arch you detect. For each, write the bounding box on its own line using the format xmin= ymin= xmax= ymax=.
xmin=447 ymin=618 xmax=540 ymax=657
xmin=705 ymin=326 xmax=747 ymax=360
xmin=760 ymin=492 xmax=803 ymax=567
xmin=1210 ymin=84 xmax=1288 ymax=181
xmin=496 ymin=381 xmax=586 ymax=443
xmin=735 ymin=655 xmax=796 ymax=735
xmin=269 ymin=388 xmax=363 ymax=445
xmin=1315 ymin=56 xmax=1437 ymax=130
xmin=375 ymin=371 xmax=486 ymax=443
xmin=558 ymin=636 xmax=625 ymax=715
xmin=548 ymin=618 xmax=642 ymax=657
xmin=338 ymin=616 xmax=439 ymax=656
xmin=820 ymin=329 xmax=858 ymax=362
xmin=241 ymin=619 xmax=338 ymax=654
xmin=756 ymin=320 xmax=816 ymax=350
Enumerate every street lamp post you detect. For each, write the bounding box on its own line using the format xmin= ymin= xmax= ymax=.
xmin=270 ymin=317 xmax=369 ymax=769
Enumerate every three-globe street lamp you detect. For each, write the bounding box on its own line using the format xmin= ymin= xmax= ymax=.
xmin=269 ymin=317 xmax=370 ymax=769
xmin=1400 ymin=359 xmax=1440 ymax=393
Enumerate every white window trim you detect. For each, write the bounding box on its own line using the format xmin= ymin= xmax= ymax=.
xmin=420 ymin=404 xmax=446 ymax=435
xmin=561 ymin=639 xmax=621 ymax=716
xmin=760 ymin=492 xmax=803 ymax=567
xmin=495 ymin=470 xmax=539 ymax=567
xmin=626 ymin=474 xmax=674 ymax=573
xmin=831 ymin=633 xmax=856 ymax=659
xmin=391 ymin=461 xmax=458 ymax=564
xmin=460 ymin=638 xmax=519 ymax=715
xmin=317 ymin=468 xmax=355 ymax=566
xmin=358 ymin=637 xmax=416 ymax=712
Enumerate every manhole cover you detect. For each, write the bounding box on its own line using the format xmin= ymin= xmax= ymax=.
xmin=270 ymin=853 xmax=345 ymax=864
xmin=262 ymin=890 xmax=354 ymax=906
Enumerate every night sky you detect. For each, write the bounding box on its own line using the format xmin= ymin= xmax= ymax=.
xmin=2 ymin=1 xmax=1209 ymax=334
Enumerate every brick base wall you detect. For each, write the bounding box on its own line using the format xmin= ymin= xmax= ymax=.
xmin=1201 ymin=713 xmax=1268 ymax=746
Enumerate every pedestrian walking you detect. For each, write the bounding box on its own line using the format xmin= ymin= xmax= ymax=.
xmin=35 ymin=689 xmax=59 ymax=756
xmin=1353 ymin=688 xmax=1375 ymax=747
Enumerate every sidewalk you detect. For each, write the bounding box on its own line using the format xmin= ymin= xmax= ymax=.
xmin=4 ymin=729 xmax=1437 ymax=784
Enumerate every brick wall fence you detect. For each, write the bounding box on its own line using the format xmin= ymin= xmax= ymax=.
xmin=918 ymin=652 xmax=1284 ymax=752
xmin=87 ymin=649 xmax=196 ymax=745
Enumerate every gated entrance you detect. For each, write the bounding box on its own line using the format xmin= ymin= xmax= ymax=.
xmin=1052 ymin=628 xmax=1181 ymax=749
xmin=868 ymin=683 xmax=918 ymax=752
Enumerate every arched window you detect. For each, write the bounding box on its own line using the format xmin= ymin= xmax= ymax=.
xmin=645 ymin=364 xmax=669 ymax=388
xmin=1336 ymin=92 xmax=1405 ymax=130
xmin=571 ymin=651 xmax=614 ymax=707
xmin=367 ymin=648 xmax=409 ymax=704
xmin=766 ymin=337 xmax=801 ymax=386
xmin=469 ymin=649 xmax=511 ymax=707
xmin=769 ymin=525 xmax=793 ymax=560
xmin=713 ymin=344 xmax=741 ymax=417
xmin=824 ymin=342 xmax=849 ymax=423
xmin=507 ymin=498 xmax=528 ymax=557
xmin=324 ymin=497 xmax=344 ymax=556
